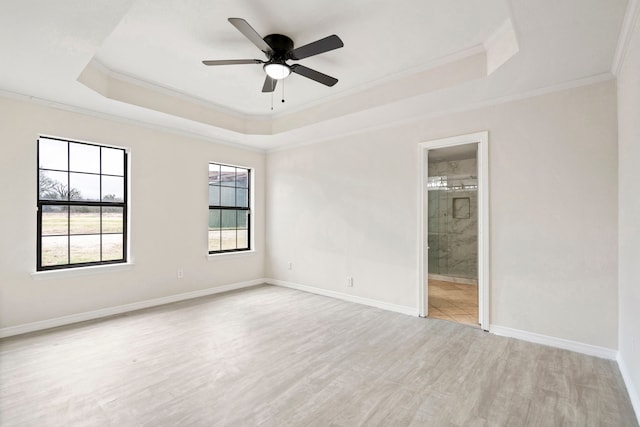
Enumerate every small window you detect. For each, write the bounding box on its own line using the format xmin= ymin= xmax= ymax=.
xmin=208 ymin=163 xmax=251 ymax=254
xmin=37 ymin=137 xmax=128 ymax=270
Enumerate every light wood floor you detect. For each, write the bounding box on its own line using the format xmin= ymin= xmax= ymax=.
xmin=428 ymin=279 xmax=479 ymax=326
xmin=0 ymin=285 xmax=637 ymax=427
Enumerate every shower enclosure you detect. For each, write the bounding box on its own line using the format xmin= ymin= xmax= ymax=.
xmin=427 ymin=165 xmax=478 ymax=282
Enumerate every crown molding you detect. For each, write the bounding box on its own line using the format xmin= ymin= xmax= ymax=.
xmin=268 ymin=72 xmax=614 ymax=153
xmin=79 ymin=48 xmax=489 ymax=137
xmin=2 ymin=72 xmax=614 ymax=154
xmin=0 ymin=88 xmax=266 ymax=152
xmin=612 ymin=0 xmax=640 ymax=76
xmin=90 ymin=59 xmax=262 ymax=121
xmin=270 ymin=44 xmax=487 ymax=119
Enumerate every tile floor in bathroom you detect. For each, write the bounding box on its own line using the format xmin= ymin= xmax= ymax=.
xmin=428 ymin=279 xmax=479 ymax=327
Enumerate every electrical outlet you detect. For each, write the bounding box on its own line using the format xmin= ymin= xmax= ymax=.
xmin=347 ymin=276 xmax=354 ymax=287
xmin=288 ymin=262 xmax=293 ymax=270
xmin=177 ymin=269 xmax=184 ymax=279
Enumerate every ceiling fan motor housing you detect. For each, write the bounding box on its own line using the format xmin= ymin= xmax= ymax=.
xmin=263 ymin=34 xmax=294 ymax=60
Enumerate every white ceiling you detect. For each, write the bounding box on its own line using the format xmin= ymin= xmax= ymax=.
xmin=94 ymin=0 xmax=508 ymax=116
xmin=0 ymin=0 xmax=629 ymax=150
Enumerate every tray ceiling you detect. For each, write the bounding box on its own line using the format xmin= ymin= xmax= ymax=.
xmin=0 ymin=0 xmax=629 ymax=150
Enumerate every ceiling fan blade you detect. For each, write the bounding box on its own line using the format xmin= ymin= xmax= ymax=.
xmin=202 ymin=59 xmax=262 ymax=66
xmin=262 ymin=76 xmax=277 ymax=93
xmin=289 ymin=35 xmax=344 ymax=60
xmin=290 ymin=64 xmax=338 ymax=87
xmin=228 ymin=18 xmax=272 ymax=54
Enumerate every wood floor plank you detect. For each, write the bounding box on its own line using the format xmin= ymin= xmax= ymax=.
xmin=0 ymin=285 xmax=637 ymax=427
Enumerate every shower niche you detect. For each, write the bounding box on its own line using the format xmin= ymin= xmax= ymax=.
xmin=427 ymin=156 xmax=478 ymax=282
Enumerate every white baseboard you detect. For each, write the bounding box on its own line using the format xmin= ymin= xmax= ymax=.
xmin=266 ymin=281 xmax=619 ymax=361
xmin=490 ymin=325 xmax=618 ymax=360
xmin=266 ymin=278 xmax=418 ymax=316
xmin=618 ymin=353 xmax=640 ymax=423
xmin=0 ymin=279 xmax=265 ymax=338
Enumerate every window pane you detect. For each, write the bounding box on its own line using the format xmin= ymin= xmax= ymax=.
xmin=236 ymin=168 xmax=249 ymax=188
xmin=69 ymin=172 xmax=100 ymax=201
xmin=208 ymin=209 xmax=221 ymax=252
xmin=236 ymin=188 xmax=248 ymax=208
xmin=237 ymin=229 xmax=248 ymax=249
xmin=42 ymin=236 xmax=68 ymax=266
xmin=102 ymin=207 xmax=124 ymax=233
xmin=209 ymin=185 xmax=220 ymax=206
xmin=102 ymin=176 xmax=124 ymax=202
xmin=70 ymin=206 xmax=100 ymax=235
xmin=208 ymin=231 xmax=221 ymax=252
xmin=209 ymin=164 xmax=221 ymax=185
xmin=37 ymin=138 xmax=128 ymax=270
xmin=70 ymin=235 xmax=101 ymax=264
xmin=102 ymin=147 xmax=124 ymax=176
xmin=208 ymin=163 xmax=250 ymax=253
xmin=69 ymin=143 xmax=100 ymax=174
xmin=220 ymin=165 xmax=236 ymax=187
xmin=237 ymin=210 xmax=248 ymax=229
xmin=39 ymin=138 xmax=68 ymax=171
xmin=209 ymin=209 xmax=221 ymax=230
xmin=102 ymin=233 xmax=123 ymax=261
xmin=39 ymin=170 xmax=68 ymax=200
xmin=221 ymin=209 xmax=237 ymax=229
xmin=221 ymin=229 xmax=237 ymax=251
xmin=41 ymin=206 xmax=68 ymax=235
xmin=221 ymin=210 xmax=237 ymax=250
xmin=221 ymin=187 xmax=235 ymax=206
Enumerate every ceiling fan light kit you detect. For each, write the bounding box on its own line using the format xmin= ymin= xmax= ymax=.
xmin=264 ymin=62 xmax=290 ymax=80
xmin=202 ymin=18 xmax=343 ymax=94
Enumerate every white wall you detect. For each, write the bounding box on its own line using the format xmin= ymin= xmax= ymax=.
xmin=266 ymin=80 xmax=618 ymax=349
xmin=0 ymin=97 xmax=265 ymax=328
xmin=617 ymin=9 xmax=640 ymax=415
xmin=0 ymin=80 xmax=620 ymax=353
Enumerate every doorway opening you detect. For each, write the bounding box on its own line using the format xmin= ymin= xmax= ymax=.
xmin=418 ymin=132 xmax=489 ymax=330
xmin=427 ymin=143 xmax=478 ymax=326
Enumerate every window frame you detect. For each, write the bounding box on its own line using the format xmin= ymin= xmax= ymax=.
xmin=36 ymin=136 xmax=128 ymax=271
xmin=208 ymin=162 xmax=251 ymax=255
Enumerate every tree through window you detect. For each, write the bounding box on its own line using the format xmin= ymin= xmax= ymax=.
xmin=37 ymin=137 xmax=128 ymax=270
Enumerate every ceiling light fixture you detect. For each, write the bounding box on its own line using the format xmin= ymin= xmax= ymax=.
xmin=264 ymin=62 xmax=291 ymax=80
xmin=202 ymin=18 xmax=343 ymax=95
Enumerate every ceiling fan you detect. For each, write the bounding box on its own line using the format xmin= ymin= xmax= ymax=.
xmin=202 ymin=18 xmax=344 ymax=93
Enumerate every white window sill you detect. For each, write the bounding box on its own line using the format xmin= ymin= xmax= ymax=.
xmin=207 ymin=250 xmax=256 ymax=261
xmin=31 ymin=262 xmax=134 ymax=280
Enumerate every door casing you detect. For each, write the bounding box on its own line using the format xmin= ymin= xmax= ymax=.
xmin=418 ymin=131 xmax=490 ymax=330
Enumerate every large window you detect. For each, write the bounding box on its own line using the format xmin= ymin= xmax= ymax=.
xmin=37 ymin=137 xmax=128 ymax=270
xmin=208 ymin=163 xmax=250 ymax=254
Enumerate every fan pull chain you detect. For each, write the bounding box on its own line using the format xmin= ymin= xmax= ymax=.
xmin=281 ymin=78 xmax=285 ymax=103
